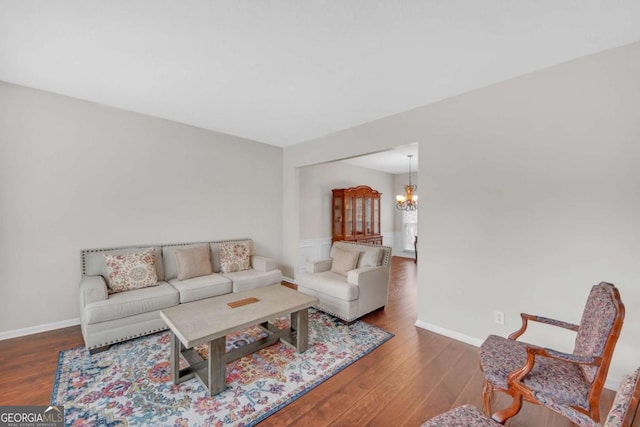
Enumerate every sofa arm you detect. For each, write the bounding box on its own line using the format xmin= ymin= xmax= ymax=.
xmin=251 ymin=255 xmax=277 ymax=272
xmin=347 ymin=266 xmax=388 ymax=286
xmin=306 ymin=259 xmax=332 ymax=273
xmin=79 ymin=275 xmax=108 ymax=306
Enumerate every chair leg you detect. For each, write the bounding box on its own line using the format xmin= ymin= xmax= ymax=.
xmin=492 ymin=392 xmax=524 ymax=424
xmin=590 ymin=405 xmax=601 ymax=424
xmin=482 ymin=380 xmax=493 ymax=416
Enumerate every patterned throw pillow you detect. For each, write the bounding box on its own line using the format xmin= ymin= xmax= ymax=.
xmin=220 ymin=242 xmax=251 ymax=273
xmin=104 ymin=249 xmax=158 ymax=294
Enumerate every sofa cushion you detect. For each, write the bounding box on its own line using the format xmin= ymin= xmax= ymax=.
xmin=175 ymin=245 xmax=212 ymax=280
xmin=83 ymin=246 xmax=164 ymax=282
xmin=104 ymin=249 xmax=158 ymax=294
xmin=220 ymin=241 xmax=251 ymax=273
xmin=169 ymin=274 xmax=232 ymax=303
xmin=222 ymin=268 xmax=282 ymax=293
xmin=83 ymin=282 xmax=179 ymax=324
xmin=331 ymin=247 xmax=359 ymax=275
xmin=296 ymin=271 xmax=359 ymax=301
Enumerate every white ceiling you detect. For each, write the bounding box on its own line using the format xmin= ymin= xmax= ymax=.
xmin=1 ymin=1 xmax=639 ymax=150
xmin=339 ymin=143 xmax=418 ymax=175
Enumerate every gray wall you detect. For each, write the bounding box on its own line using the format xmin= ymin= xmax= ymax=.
xmin=298 ymin=162 xmax=395 ymax=239
xmin=0 ymin=81 xmax=283 ymax=334
xmin=283 ymin=42 xmax=640 ymax=386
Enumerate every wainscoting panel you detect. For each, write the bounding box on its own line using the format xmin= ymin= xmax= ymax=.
xmin=297 ymin=238 xmax=333 ymax=274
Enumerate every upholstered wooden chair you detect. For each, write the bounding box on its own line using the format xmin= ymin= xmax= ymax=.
xmin=421 ymin=367 xmax=640 ymax=427
xmin=479 ymin=282 xmax=625 ymax=423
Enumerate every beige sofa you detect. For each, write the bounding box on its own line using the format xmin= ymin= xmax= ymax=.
xmin=296 ymin=241 xmax=392 ymax=323
xmin=79 ymin=239 xmax=281 ymax=353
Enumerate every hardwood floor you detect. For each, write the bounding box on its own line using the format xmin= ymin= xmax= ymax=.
xmin=0 ymin=256 xmax=635 ymax=426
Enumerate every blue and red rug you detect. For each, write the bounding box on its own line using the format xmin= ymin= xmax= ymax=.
xmin=51 ymin=309 xmax=393 ymax=426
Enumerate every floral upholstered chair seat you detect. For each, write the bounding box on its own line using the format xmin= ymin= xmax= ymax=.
xmin=421 ymin=404 xmax=501 ymax=427
xmin=534 ymin=367 xmax=640 ymax=427
xmin=481 ymin=334 xmax=592 ymax=409
xmin=422 ymin=367 xmax=640 ymax=427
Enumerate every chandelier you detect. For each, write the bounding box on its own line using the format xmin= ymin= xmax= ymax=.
xmin=396 ymin=154 xmax=418 ymax=211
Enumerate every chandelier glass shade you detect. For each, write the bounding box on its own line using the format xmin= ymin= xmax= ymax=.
xmin=396 ymin=155 xmax=418 ymax=211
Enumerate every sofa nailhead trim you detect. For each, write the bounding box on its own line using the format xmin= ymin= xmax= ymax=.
xmin=81 ymin=238 xmax=253 ymax=275
xmin=88 ymin=326 xmax=168 ymax=350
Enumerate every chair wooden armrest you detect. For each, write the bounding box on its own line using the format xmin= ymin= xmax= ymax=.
xmin=508 ymin=312 xmax=579 ymax=340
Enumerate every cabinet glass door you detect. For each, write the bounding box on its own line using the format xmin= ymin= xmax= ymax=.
xmin=373 ymin=198 xmax=380 ymax=234
xmin=365 ymin=197 xmax=372 ymax=235
xmin=333 ymin=197 xmax=342 ymax=236
xmin=355 ymin=197 xmax=363 ymax=236
xmin=345 ymin=197 xmax=353 ymax=236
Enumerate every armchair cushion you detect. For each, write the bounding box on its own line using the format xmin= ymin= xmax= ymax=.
xmin=330 ymin=246 xmax=359 ymax=275
xmin=297 ymin=271 xmax=359 ymax=301
xmin=481 ymin=334 xmax=591 ymax=409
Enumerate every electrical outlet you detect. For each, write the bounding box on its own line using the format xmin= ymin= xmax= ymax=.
xmin=494 ymin=311 xmax=505 ymax=325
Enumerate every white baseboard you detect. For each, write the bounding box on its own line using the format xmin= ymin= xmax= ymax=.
xmin=0 ymin=317 xmax=81 ymax=341
xmin=414 ymin=319 xmax=621 ymax=390
xmin=415 ymin=319 xmax=484 ymax=347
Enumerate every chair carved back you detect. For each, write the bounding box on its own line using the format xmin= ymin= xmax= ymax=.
xmin=573 ymin=282 xmax=625 ymax=385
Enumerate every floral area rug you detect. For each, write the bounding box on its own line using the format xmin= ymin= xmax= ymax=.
xmin=51 ymin=309 xmax=393 ymax=426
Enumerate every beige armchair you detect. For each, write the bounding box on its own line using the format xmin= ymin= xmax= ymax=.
xmin=296 ymin=241 xmax=391 ymax=323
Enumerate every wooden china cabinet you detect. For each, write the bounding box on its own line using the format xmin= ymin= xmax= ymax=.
xmin=332 ymin=185 xmax=382 ymax=245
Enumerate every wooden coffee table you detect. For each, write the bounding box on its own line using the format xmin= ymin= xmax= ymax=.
xmin=159 ymin=284 xmax=318 ymax=396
